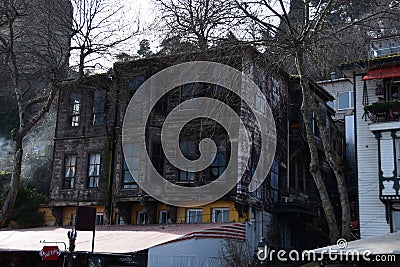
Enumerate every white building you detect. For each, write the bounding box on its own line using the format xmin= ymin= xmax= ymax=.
xmin=342 ymin=36 xmax=400 ymax=238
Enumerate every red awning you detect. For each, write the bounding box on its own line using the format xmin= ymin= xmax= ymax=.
xmin=362 ymin=66 xmax=400 ymax=80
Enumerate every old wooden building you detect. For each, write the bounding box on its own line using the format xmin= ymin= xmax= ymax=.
xmin=49 ymin=46 xmax=288 ymax=247
xmin=48 ymin=46 xmax=340 ymax=254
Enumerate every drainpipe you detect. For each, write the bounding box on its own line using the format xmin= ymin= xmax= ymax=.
xmin=106 ymin=77 xmax=118 ymax=224
xmin=106 ymin=130 xmax=115 ymax=224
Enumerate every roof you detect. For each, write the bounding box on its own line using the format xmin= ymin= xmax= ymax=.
xmin=340 ymin=53 xmax=400 ymax=74
xmin=289 ymin=76 xmax=335 ymax=102
xmin=113 ymin=44 xmax=290 ymax=81
xmin=0 ymin=223 xmax=246 ymax=254
xmin=317 ymin=77 xmax=352 ymax=84
xmin=311 ymin=231 xmax=400 ymax=255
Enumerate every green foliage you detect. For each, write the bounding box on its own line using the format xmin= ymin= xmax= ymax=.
xmin=157 ymin=35 xmax=199 ymax=56
xmin=364 ymin=101 xmax=400 ymax=113
xmin=137 ymin=39 xmax=154 ymax=58
xmin=115 ymin=52 xmax=135 ymax=62
xmin=1 ymin=184 xmax=48 ymax=228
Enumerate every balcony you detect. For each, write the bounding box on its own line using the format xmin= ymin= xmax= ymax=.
xmin=273 ymin=190 xmax=320 ymax=216
xmin=370 ymin=36 xmax=400 ymax=59
xmin=364 ymin=101 xmax=400 ymax=123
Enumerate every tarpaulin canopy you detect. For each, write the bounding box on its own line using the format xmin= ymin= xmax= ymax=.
xmin=362 ymin=66 xmax=400 ymax=80
xmin=0 ymin=223 xmax=246 ymax=254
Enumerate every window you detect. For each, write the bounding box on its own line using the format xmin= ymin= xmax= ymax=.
xmin=92 ymin=91 xmax=106 ymax=125
xmin=291 ymin=156 xmax=307 ymax=192
xmin=64 ymin=155 xmax=77 ymax=189
xmin=250 ymin=145 xmax=262 ymax=198
xmin=392 ymin=211 xmax=400 ymax=232
xmin=271 ymin=77 xmax=280 ymax=106
xmin=123 ymin=159 xmax=138 ymax=189
xmin=116 ymin=214 xmax=126 ymax=225
xmin=212 ymin=84 xmax=227 ymax=95
xmin=123 ymin=143 xmax=140 ymax=189
xmin=137 ymin=211 xmax=147 ymax=224
xmin=269 ymin=160 xmax=279 ymax=204
xmin=180 ymin=83 xmax=198 ymax=109
xmin=159 ymin=210 xmax=168 ymax=224
xmin=179 ymin=140 xmax=196 ymax=181
xmin=338 ymin=91 xmax=354 ymax=110
xmin=129 ymin=76 xmax=145 ymax=91
xmin=88 ymin=153 xmax=101 ymax=188
xmin=212 ymin=208 xmax=230 ymax=223
xmin=129 ymin=76 xmax=145 ymax=99
xmin=186 ymin=209 xmax=202 ymax=223
xmin=255 ymin=91 xmax=266 ymax=113
xmin=210 ymin=140 xmax=227 ymax=178
xmin=312 ymin=111 xmax=320 ymax=137
xmin=397 ymin=141 xmax=400 ymax=178
xmin=388 ymin=83 xmax=400 ymax=101
xmin=69 ymin=93 xmax=81 ymax=126
xmin=152 ymin=142 xmax=164 ymax=175
xmin=95 ymin=213 xmax=104 ymax=225
xmin=70 ymin=213 xmax=76 ymax=226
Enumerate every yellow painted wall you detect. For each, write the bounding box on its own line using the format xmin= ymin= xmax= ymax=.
xmin=129 ymin=202 xmax=249 ymax=225
xmin=177 ymin=206 xmax=186 ymax=224
xmin=94 ymin=206 xmax=105 ymax=213
xmin=62 ymin=206 xmax=77 ymax=226
xmin=131 ymin=204 xmax=143 ymax=224
xmin=37 ymin=207 xmax=57 ymax=226
xmin=176 ymin=200 xmax=249 ymax=223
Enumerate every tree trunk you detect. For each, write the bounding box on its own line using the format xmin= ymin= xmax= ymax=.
xmin=0 ymin=135 xmax=23 ymax=227
xmin=314 ymin=108 xmax=351 ymax=240
xmin=79 ymin=50 xmax=85 ymax=78
xmin=294 ymin=51 xmax=340 ymax=243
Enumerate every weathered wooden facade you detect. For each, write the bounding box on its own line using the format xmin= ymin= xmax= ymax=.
xmin=50 ymin=47 xmax=288 ymax=228
xmin=48 ymin=45 xmax=343 ymax=252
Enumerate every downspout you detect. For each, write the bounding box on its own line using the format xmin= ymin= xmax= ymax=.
xmin=106 ymin=130 xmax=115 ymax=224
xmin=107 ymin=78 xmax=118 ymax=224
xmin=353 ymin=72 xmax=360 ymax=239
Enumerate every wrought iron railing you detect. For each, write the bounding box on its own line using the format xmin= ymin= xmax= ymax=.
xmin=363 ymin=101 xmax=400 ymax=122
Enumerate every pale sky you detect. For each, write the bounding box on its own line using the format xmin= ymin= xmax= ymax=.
xmin=69 ymin=0 xmax=160 ymax=73
xmin=70 ymin=0 xmax=285 ymax=73
xmin=125 ymin=0 xmax=160 ymax=52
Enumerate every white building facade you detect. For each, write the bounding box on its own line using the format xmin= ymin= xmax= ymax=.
xmin=344 ymin=44 xmax=400 ymax=238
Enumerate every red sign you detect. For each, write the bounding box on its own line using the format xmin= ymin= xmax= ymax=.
xmin=39 ymin=246 xmax=61 ymax=261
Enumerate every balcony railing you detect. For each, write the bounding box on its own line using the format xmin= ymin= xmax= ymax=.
xmin=370 ymin=36 xmax=400 ymax=58
xmin=364 ymin=101 xmax=400 ymax=123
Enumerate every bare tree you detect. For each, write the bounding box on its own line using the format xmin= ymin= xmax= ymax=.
xmin=0 ymin=0 xmax=69 ymax=226
xmin=219 ymin=239 xmax=254 ymax=267
xmin=154 ymin=0 xmax=239 ymax=50
xmin=69 ymin=0 xmax=138 ymax=77
xmin=0 ymin=0 xmax=137 ymax=227
xmin=235 ymin=0 xmax=400 ymax=242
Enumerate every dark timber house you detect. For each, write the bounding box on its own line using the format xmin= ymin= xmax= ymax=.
xmin=48 ymin=46 xmax=341 ymax=254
